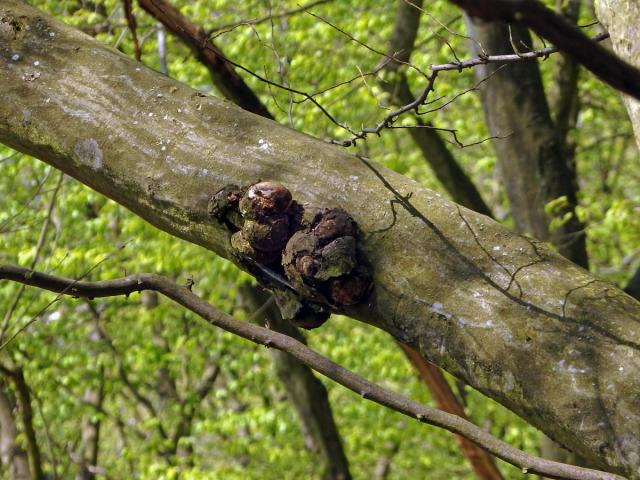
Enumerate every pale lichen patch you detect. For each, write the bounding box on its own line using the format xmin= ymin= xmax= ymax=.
xmin=74 ymin=138 xmax=103 ymax=170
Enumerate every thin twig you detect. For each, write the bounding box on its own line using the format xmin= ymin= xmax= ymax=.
xmin=0 ymin=171 xmax=64 ymax=341
xmin=208 ymin=0 xmax=333 ymax=33
xmin=430 ymin=32 xmax=609 ymax=72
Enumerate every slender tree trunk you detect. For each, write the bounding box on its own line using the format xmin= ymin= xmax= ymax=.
xmin=0 ymin=366 xmax=44 ymax=480
xmin=75 ymin=375 xmax=103 ymax=480
xmin=465 ymin=18 xmax=589 ymax=268
xmin=239 ymin=284 xmax=351 ymax=480
xmin=0 ymin=381 xmax=30 ymax=480
xmin=1 ymin=2 xmax=640 ymax=476
xmin=75 ymin=318 xmax=105 ymax=480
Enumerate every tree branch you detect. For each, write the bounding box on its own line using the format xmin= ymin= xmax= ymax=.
xmin=138 ymin=0 xmax=273 ymax=118
xmin=0 ymin=264 xmax=623 ymax=480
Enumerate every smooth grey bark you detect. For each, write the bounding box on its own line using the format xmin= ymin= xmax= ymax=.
xmin=0 ymin=382 xmax=30 ymax=480
xmin=595 ymin=0 xmax=640 ymax=150
xmin=239 ymin=284 xmax=351 ymax=480
xmin=1 ymin=1 xmax=640 ymax=476
xmin=465 ymin=18 xmax=589 ymax=269
xmin=465 ymin=10 xmax=592 ymax=466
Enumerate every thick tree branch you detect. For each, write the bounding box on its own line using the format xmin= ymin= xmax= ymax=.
xmin=137 ymin=0 xmax=272 ymax=118
xmin=0 ymin=264 xmax=623 ymax=480
xmin=1 ymin=2 xmax=639 ymax=476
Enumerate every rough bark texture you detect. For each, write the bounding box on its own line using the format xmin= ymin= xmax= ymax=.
xmin=1 ymin=2 xmax=640 ymax=476
xmin=465 ymin=19 xmax=589 ymax=268
xmin=595 ymin=0 xmax=640 ymax=150
xmin=239 ymin=285 xmax=351 ymax=480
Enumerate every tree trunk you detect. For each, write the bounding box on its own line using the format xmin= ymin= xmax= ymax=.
xmin=1 ymin=2 xmax=640 ymax=476
xmin=464 ymin=18 xmax=589 ymax=268
xmin=0 ymin=382 xmax=30 ymax=480
xmin=239 ymin=284 xmax=351 ymax=480
xmin=595 ymin=0 xmax=640 ymax=150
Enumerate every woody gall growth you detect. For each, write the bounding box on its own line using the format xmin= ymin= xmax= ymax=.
xmin=209 ymin=181 xmax=372 ymax=328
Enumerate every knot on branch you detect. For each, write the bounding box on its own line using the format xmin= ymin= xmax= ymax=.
xmin=209 ymin=181 xmax=372 ymax=328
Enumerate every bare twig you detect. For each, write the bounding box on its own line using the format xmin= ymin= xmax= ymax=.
xmin=430 ymin=32 xmax=609 ymax=72
xmin=208 ymin=0 xmax=333 ymax=33
xmin=0 ymin=171 xmax=64 ymax=341
xmin=0 ymin=265 xmax=624 ymax=480
xmin=450 ymin=0 xmax=640 ymax=100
